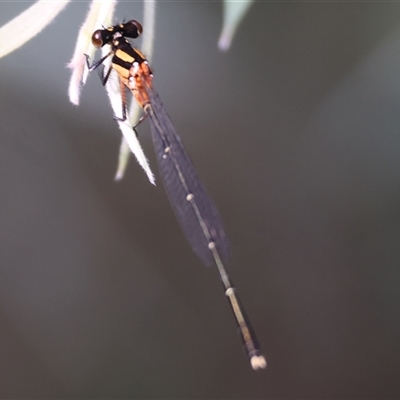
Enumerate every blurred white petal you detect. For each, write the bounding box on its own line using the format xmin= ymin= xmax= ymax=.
xmin=114 ymin=118 xmax=155 ymax=185
xmin=139 ymin=0 xmax=157 ymax=70
xmin=218 ymin=0 xmax=253 ymax=51
xmin=0 ymin=0 xmax=70 ymax=59
xmin=115 ymin=103 xmax=141 ymax=181
xmin=114 ymin=139 xmax=131 ymax=181
xmin=67 ymin=0 xmax=116 ymax=105
xmin=116 ymin=0 xmax=157 ymax=180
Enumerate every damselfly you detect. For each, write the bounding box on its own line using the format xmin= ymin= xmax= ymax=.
xmin=85 ymin=20 xmax=266 ymax=370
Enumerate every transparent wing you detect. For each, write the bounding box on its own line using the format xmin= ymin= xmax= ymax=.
xmin=143 ymin=83 xmax=230 ymax=267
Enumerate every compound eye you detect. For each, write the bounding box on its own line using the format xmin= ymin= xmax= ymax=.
xmin=131 ymin=20 xmax=143 ymax=35
xmin=123 ymin=19 xmax=143 ymax=38
xmin=91 ymin=30 xmax=103 ymax=48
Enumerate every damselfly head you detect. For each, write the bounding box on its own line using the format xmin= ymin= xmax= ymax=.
xmin=91 ymin=20 xmax=142 ymax=48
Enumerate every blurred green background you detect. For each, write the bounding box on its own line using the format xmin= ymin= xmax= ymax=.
xmin=1 ymin=1 xmax=400 ymax=398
